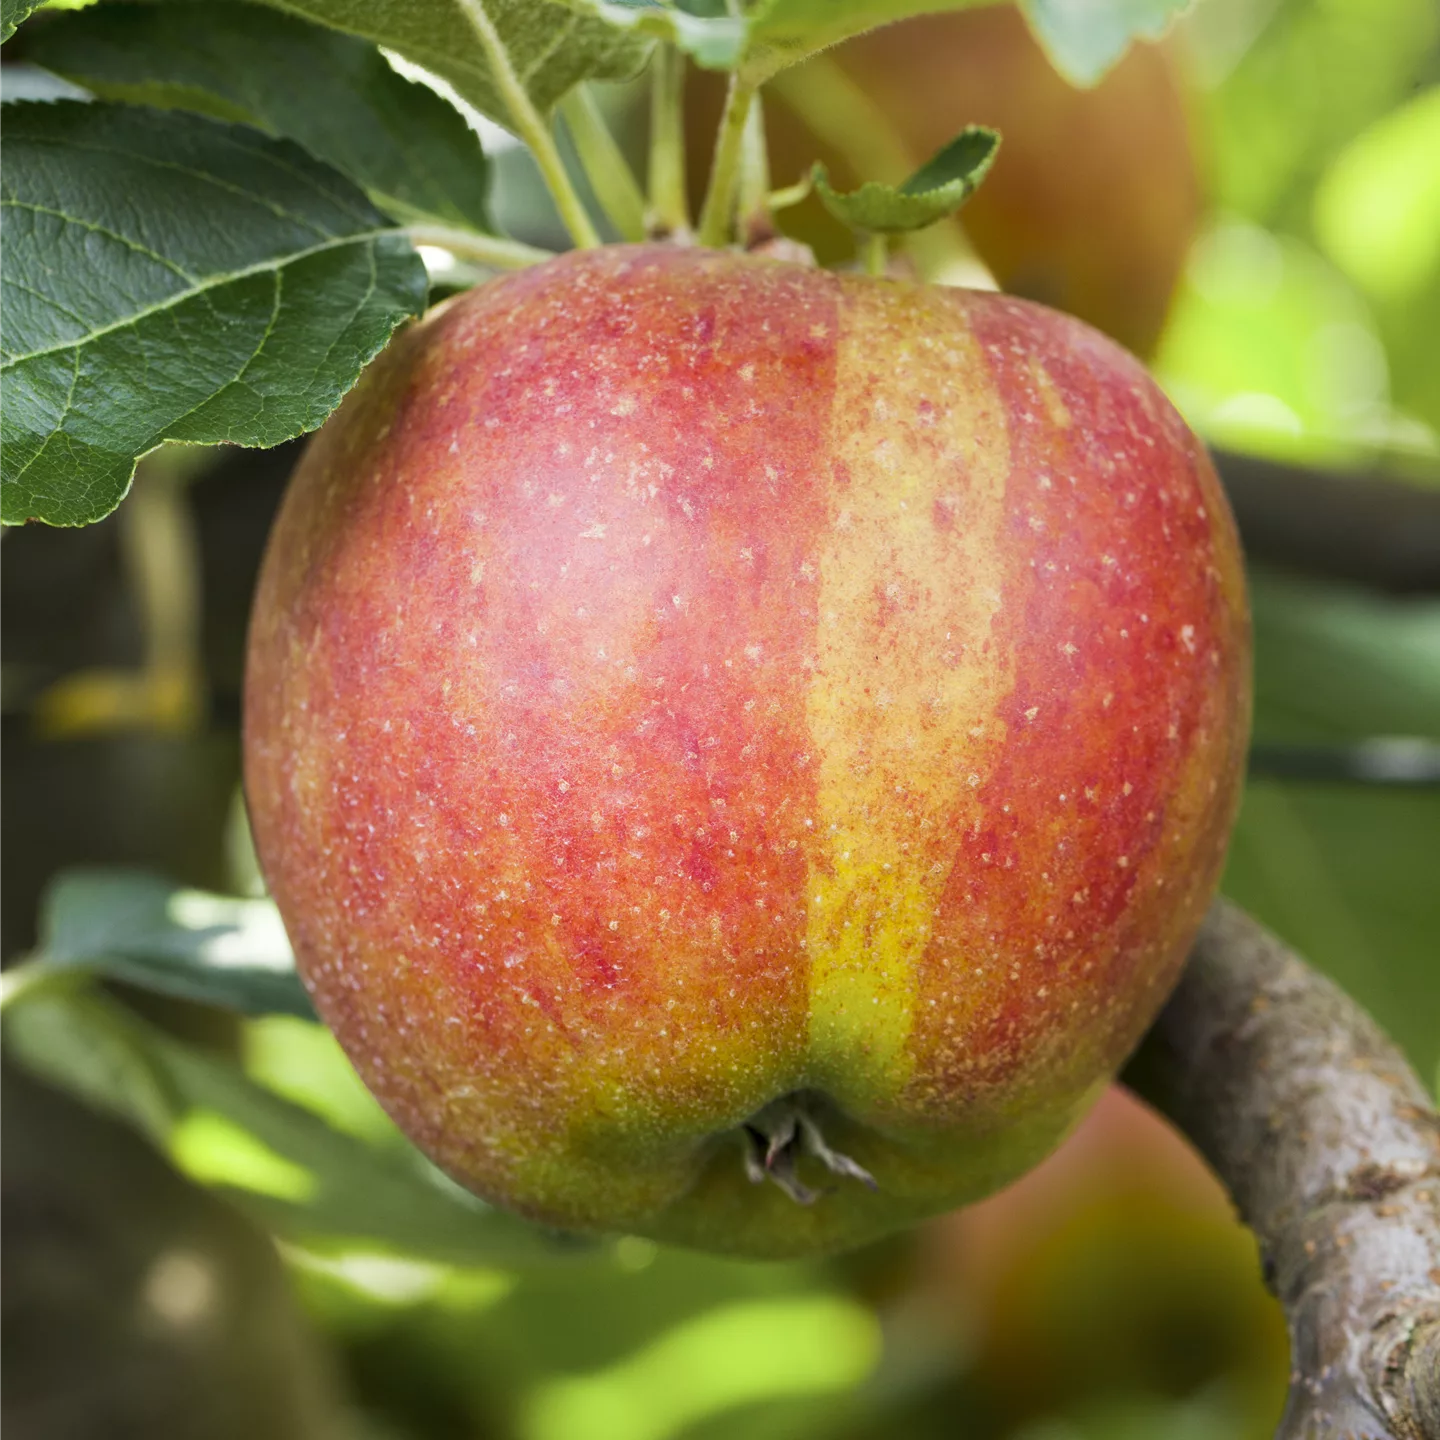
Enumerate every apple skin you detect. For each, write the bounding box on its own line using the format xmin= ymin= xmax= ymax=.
xmin=244 ymin=244 xmax=1249 ymax=1259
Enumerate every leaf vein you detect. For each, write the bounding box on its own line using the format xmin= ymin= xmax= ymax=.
xmin=1 ymin=229 xmax=405 ymax=369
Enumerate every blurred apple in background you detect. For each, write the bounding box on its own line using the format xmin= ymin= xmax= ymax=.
xmin=689 ymin=5 xmax=1201 ymax=360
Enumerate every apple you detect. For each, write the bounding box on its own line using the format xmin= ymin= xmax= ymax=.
xmin=243 ymin=244 xmax=1249 ymax=1259
xmin=689 ymin=6 xmax=1201 ymax=358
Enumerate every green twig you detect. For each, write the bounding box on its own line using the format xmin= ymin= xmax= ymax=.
xmin=696 ymin=71 xmax=757 ymax=248
xmin=647 ymin=44 xmax=689 ymax=236
xmin=454 ymin=0 xmax=600 ymax=249
xmin=863 ymin=232 xmax=887 ymax=276
xmin=767 ymin=176 xmax=813 ymax=212
xmin=406 ymin=226 xmax=557 ymax=271
xmin=559 ymin=86 xmax=647 ymax=242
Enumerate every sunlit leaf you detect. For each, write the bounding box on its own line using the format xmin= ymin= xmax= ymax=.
xmin=1154 ymin=221 xmax=1404 ymax=462
xmin=1314 ymin=85 xmax=1440 ymax=304
xmin=524 ymin=1294 xmax=880 ymax=1440
xmin=36 ymin=868 xmax=314 ymax=1017
xmin=0 ymin=0 xmax=44 ymax=42
xmin=4 ymin=991 xmax=590 ymax=1265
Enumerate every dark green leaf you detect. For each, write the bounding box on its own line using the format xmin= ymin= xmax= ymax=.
xmin=240 ymin=0 xmax=650 ymax=129
xmin=813 ymin=127 xmax=999 ymax=235
xmin=0 ymin=0 xmax=44 ymax=43
xmin=27 ymin=2 xmax=494 ymax=232
xmin=1 ymin=101 xmax=426 ymax=527
xmin=35 ymin=868 xmax=315 ymax=1018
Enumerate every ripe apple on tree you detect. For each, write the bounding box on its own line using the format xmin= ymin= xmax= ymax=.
xmin=7 ymin=0 xmax=1439 ymax=1426
xmin=244 ymin=242 xmax=1250 ymax=1258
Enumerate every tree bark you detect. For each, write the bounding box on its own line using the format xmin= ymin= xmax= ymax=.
xmin=1124 ymin=900 xmax=1440 ymax=1439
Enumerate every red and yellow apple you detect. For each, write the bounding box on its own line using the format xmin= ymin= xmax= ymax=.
xmin=243 ymin=245 xmax=1249 ymax=1258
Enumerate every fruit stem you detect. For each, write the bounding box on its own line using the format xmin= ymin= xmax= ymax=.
xmin=697 ymin=70 xmax=758 ymax=247
xmin=405 ymin=226 xmax=557 ymax=271
xmin=735 ymin=87 xmax=773 ymax=246
xmin=647 ymin=44 xmax=690 ymax=238
xmin=454 ymin=0 xmax=601 ymax=249
xmin=863 ymin=232 xmax=887 ymax=277
xmin=558 ymin=87 xmax=647 ymax=242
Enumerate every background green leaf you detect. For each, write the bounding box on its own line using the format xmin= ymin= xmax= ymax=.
xmin=241 ymin=0 xmax=650 ymax=129
xmin=3 ymin=989 xmax=587 ymax=1265
xmin=1019 ymin=0 xmax=1190 ymax=86
xmin=27 ymin=1 xmax=496 ymax=232
xmin=35 ymin=868 xmax=314 ymax=1019
xmin=1222 ymin=568 xmax=1440 ymax=1079
xmin=0 ymin=0 xmax=43 ymax=43
xmin=813 ymin=125 xmax=998 ymax=234
xmin=0 ymin=101 xmax=426 ymax=527
xmin=593 ymin=0 xmax=1180 ymax=83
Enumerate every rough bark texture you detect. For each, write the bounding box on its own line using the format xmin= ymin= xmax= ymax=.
xmin=1125 ymin=900 xmax=1440 ymax=1439
xmin=1216 ymin=448 xmax=1440 ymax=595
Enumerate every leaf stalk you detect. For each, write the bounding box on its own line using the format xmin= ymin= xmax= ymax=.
xmin=647 ymin=44 xmax=689 ymax=236
xmin=558 ymin=86 xmax=647 ymax=242
xmin=405 ymin=226 xmax=557 ymax=271
xmin=453 ymin=0 xmax=601 ymax=248
xmin=696 ymin=70 xmax=757 ymax=247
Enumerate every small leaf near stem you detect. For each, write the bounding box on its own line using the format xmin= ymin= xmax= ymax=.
xmin=813 ymin=127 xmax=1000 ymax=236
xmin=453 ymin=0 xmax=600 ymax=249
xmin=558 ymin=86 xmax=647 ymax=242
xmin=647 ymin=44 xmax=689 ymax=237
xmin=697 ymin=70 xmax=758 ymax=248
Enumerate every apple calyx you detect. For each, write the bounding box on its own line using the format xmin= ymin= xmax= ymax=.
xmin=741 ymin=1094 xmax=878 ymax=1205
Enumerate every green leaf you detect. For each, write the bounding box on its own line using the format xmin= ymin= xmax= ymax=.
xmin=1225 ymin=567 xmax=1440 ymax=1081
xmin=1020 ymin=0 xmax=1190 ymax=86
xmin=4 ymin=991 xmax=587 ymax=1265
xmin=3 ymin=990 xmax=181 ymax=1142
xmin=594 ymin=0 xmax=1179 ymax=83
xmin=812 ymin=126 xmax=998 ymax=234
xmin=240 ymin=0 xmax=650 ymax=130
xmin=1 ymin=0 xmax=44 ymax=43
xmin=1313 ymin=85 xmax=1440 ymax=304
xmin=27 ymin=1 xmax=494 ymax=232
xmin=35 ymin=868 xmax=315 ymax=1019
xmin=1 ymin=101 xmax=426 ymax=527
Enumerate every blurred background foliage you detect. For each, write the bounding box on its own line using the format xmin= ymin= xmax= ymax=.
xmin=3 ymin=1 xmax=1438 ymax=1437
